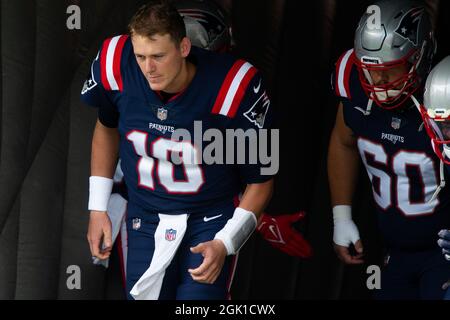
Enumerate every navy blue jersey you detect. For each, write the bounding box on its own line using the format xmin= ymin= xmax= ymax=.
xmin=332 ymin=49 xmax=450 ymax=250
xmin=81 ymin=35 xmax=273 ymax=215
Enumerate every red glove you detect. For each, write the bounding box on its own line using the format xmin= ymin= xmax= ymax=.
xmin=257 ymin=211 xmax=313 ymax=258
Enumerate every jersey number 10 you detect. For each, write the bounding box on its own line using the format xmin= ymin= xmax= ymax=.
xmin=127 ymin=131 xmax=205 ymax=194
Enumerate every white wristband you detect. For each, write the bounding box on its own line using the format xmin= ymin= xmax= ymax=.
xmin=332 ymin=205 xmax=360 ymax=247
xmin=88 ymin=176 xmax=114 ymax=212
xmin=214 ymin=207 xmax=257 ymax=256
xmin=332 ymin=205 xmax=352 ymax=222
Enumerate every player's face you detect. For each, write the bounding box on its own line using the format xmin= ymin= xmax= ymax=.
xmin=437 ymin=120 xmax=450 ymax=141
xmin=132 ymin=33 xmax=191 ymax=93
xmin=369 ymin=63 xmax=410 ymax=88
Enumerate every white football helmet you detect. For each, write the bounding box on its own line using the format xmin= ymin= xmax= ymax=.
xmin=175 ymin=0 xmax=232 ymax=52
xmin=420 ymin=56 xmax=450 ymax=164
xmin=354 ymin=0 xmax=436 ymax=110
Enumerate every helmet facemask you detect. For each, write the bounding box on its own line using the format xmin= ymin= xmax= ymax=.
xmin=420 ymin=106 xmax=450 ymax=164
xmin=355 ymin=45 xmax=425 ymax=110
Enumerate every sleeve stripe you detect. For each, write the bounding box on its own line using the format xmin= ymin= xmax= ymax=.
xmin=106 ymin=36 xmax=121 ymax=90
xmin=343 ymin=51 xmax=355 ymax=99
xmin=100 ymin=38 xmax=112 ymax=91
xmin=113 ymin=35 xmax=128 ymax=91
xmin=227 ymin=66 xmax=257 ymax=118
xmin=336 ymin=49 xmax=354 ymax=99
xmin=212 ymin=60 xmax=245 ymax=115
xmin=100 ymin=35 xmax=128 ymax=91
xmin=212 ymin=60 xmax=257 ymax=118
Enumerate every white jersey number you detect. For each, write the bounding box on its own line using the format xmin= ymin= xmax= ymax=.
xmin=358 ymin=138 xmax=438 ymax=216
xmin=127 ymin=131 xmax=204 ymax=194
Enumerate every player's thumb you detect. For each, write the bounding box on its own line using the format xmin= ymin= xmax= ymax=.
xmin=349 ymin=223 xmax=361 ymax=250
xmin=354 ymin=239 xmax=364 ymax=254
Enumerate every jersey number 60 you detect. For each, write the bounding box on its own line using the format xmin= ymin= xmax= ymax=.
xmin=358 ymin=138 xmax=439 ymax=216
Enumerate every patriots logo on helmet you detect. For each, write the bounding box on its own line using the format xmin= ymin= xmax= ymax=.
xmin=394 ymin=7 xmax=424 ymax=46
xmin=178 ymin=9 xmax=227 ymax=50
xmin=244 ymin=92 xmax=270 ymax=129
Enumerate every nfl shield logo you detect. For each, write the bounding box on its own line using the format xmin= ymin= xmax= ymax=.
xmin=165 ymin=229 xmax=177 ymax=241
xmin=132 ymin=218 xmax=141 ymax=230
xmin=157 ymin=107 xmax=168 ymax=121
xmin=391 ymin=117 xmax=401 ymax=130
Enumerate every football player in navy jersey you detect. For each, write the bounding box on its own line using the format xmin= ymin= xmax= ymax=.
xmin=328 ymin=0 xmax=450 ymax=299
xmin=89 ymin=0 xmax=311 ymax=299
xmin=417 ymin=56 xmax=450 ymax=299
xmin=81 ymin=0 xmax=275 ymax=300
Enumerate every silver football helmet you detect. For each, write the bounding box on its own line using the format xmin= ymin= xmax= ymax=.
xmin=175 ymin=0 xmax=232 ymax=52
xmin=420 ymin=56 xmax=450 ymax=164
xmin=354 ymin=0 xmax=436 ymax=109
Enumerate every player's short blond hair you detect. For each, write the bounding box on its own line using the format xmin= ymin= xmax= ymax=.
xmin=128 ymin=0 xmax=186 ymax=47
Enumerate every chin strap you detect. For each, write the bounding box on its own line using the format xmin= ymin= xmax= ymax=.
xmin=430 ymin=159 xmax=446 ymax=203
xmin=418 ymin=122 xmax=424 ymax=132
xmin=411 ymin=94 xmax=425 ymax=132
xmin=358 ymin=90 xmax=414 ymax=116
xmin=410 ymin=94 xmax=421 ymax=112
xmin=410 ymin=94 xmax=446 ymax=203
xmin=354 ymin=94 xmax=374 ymax=116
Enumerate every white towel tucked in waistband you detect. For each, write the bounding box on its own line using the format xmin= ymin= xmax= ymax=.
xmin=130 ymin=213 xmax=188 ymax=300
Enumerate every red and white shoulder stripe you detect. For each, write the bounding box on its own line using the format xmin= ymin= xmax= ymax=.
xmin=212 ymin=59 xmax=258 ymax=118
xmin=334 ymin=49 xmax=355 ymax=99
xmin=100 ymin=35 xmax=129 ymax=91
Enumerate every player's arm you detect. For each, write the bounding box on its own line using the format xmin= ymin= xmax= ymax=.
xmin=327 ymin=102 xmax=364 ymax=264
xmin=81 ymin=39 xmax=124 ymax=261
xmin=212 ymin=70 xmax=275 ymax=258
xmin=189 ymin=68 xmax=275 ymax=283
xmin=239 ymin=179 xmax=273 ymax=218
xmin=91 ymin=119 xmax=120 ymax=177
xmin=328 ymin=102 xmax=359 ymax=206
xmin=87 ymin=119 xmax=120 ymax=260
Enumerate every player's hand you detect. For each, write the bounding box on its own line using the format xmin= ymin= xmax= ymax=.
xmin=87 ymin=211 xmax=113 ymax=260
xmin=438 ymin=229 xmax=450 ymax=261
xmin=257 ymin=211 xmax=313 ymax=258
xmin=188 ymin=239 xmax=227 ymax=284
xmin=333 ymin=218 xmax=364 ymax=264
